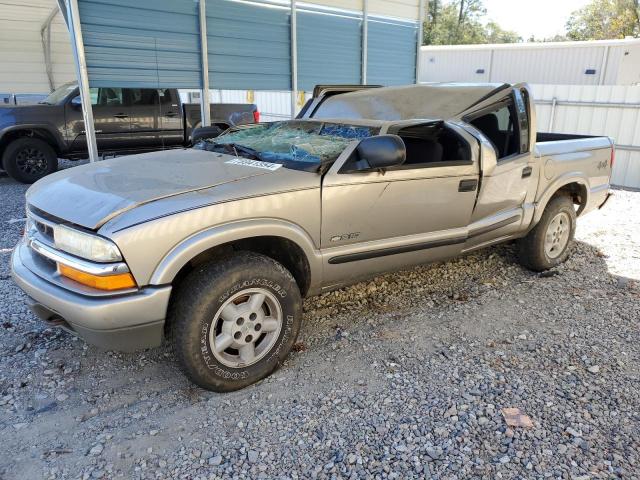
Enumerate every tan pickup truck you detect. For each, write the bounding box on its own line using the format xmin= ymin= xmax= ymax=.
xmin=12 ymin=83 xmax=613 ymax=391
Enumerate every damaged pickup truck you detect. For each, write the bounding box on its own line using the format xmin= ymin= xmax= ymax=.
xmin=12 ymin=83 xmax=613 ymax=391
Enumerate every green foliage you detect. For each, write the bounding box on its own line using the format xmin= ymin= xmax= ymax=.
xmin=423 ymin=0 xmax=522 ymax=45
xmin=566 ymin=0 xmax=640 ymax=40
xmin=485 ymin=21 xmax=523 ymax=44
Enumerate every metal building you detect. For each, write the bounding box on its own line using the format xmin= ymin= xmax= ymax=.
xmin=419 ymin=38 xmax=640 ymax=86
xmin=0 ymin=0 xmax=74 ymax=104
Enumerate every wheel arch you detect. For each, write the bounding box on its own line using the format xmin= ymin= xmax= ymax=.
xmin=0 ymin=125 xmax=64 ymax=157
xmin=533 ymin=175 xmax=589 ymax=224
xmin=150 ymin=220 xmax=322 ymax=297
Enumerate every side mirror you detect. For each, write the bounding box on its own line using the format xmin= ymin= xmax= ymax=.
xmin=191 ymin=125 xmax=224 ymax=144
xmin=350 ymin=135 xmax=406 ymax=172
xmin=70 ymin=96 xmax=82 ymax=107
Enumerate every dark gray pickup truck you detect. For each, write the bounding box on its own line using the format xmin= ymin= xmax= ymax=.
xmin=0 ymin=83 xmax=258 ymax=183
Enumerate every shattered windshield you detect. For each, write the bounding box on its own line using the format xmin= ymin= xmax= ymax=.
xmin=194 ymin=121 xmax=378 ymax=172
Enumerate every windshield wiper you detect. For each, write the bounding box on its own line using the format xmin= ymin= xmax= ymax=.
xmin=212 ymin=142 xmax=265 ymax=161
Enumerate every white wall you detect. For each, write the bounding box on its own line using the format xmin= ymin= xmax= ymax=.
xmin=532 ymin=84 xmax=640 ymax=190
xmin=419 ymin=39 xmax=640 ymax=86
xmin=0 ymin=0 xmax=75 ymax=95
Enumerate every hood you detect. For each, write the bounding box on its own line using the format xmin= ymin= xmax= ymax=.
xmin=0 ymin=104 xmax=58 ymax=127
xmin=26 ymin=149 xmax=283 ymax=229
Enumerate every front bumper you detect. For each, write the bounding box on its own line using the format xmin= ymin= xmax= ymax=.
xmin=11 ymin=242 xmax=171 ymax=352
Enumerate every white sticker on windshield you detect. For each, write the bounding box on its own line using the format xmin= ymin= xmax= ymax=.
xmin=225 ymin=158 xmax=282 ymax=171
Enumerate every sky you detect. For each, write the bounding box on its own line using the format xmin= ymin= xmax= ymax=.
xmin=483 ymin=0 xmax=591 ymax=40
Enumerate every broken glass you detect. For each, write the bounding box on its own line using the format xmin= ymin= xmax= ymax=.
xmin=195 ymin=121 xmax=378 ymax=172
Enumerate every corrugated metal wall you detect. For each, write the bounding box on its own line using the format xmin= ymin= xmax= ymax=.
xmin=367 ymin=16 xmax=417 ymax=86
xmin=77 ymin=0 xmax=420 ymax=90
xmin=369 ymin=0 xmax=419 ymax=20
xmin=0 ymin=0 xmax=74 ymax=95
xmin=297 ymin=5 xmax=362 ymax=91
xmin=491 ymin=46 xmax=608 ymax=85
xmin=420 ymin=40 xmax=640 ymax=86
xmin=207 ymin=0 xmax=291 ymax=90
xmin=78 ymin=0 xmax=202 ymax=88
xmin=532 ymin=84 xmax=640 ymax=189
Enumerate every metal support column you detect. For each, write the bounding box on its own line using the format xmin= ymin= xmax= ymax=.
xmin=415 ymin=0 xmax=425 ymax=83
xmin=65 ymin=0 xmax=98 ymax=162
xmin=199 ymin=0 xmax=211 ymax=127
xmin=41 ymin=7 xmax=59 ymax=92
xmin=361 ymin=0 xmax=368 ymax=84
xmin=548 ymin=97 xmax=557 ymax=132
xmin=290 ymin=0 xmax=298 ymax=119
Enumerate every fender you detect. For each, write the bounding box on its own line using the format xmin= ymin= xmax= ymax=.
xmin=532 ymin=172 xmax=590 ymax=224
xmin=149 ymin=218 xmax=324 ymax=289
xmin=0 ymin=124 xmax=66 ymax=152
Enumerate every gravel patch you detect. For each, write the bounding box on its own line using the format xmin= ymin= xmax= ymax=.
xmin=1 ymin=167 xmax=638 ymax=479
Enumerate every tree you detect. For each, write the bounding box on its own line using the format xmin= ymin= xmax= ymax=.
xmin=565 ymin=0 xmax=640 ymax=40
xmin=423 ymin=0 xmax=522 ymax=45
xmin=485 ymin=21 xmax=522 ymax=44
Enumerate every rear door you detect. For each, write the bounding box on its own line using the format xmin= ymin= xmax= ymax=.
xmin=460 ymin=86 xmax=537 ymax=249
xmin=128 ymin=88 xmax=161 ymax=150
xmin=157 ymin=88 xmax=184 ymax=147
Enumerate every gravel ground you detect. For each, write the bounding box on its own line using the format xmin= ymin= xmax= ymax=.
xmin=1 ymin=165 xmax=639 ymax=479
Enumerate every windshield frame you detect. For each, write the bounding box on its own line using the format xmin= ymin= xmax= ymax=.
xmin=195 ymin=120 xmax=380 ymax=173
xmin=39 ymin=83 xmax=78 ymax=106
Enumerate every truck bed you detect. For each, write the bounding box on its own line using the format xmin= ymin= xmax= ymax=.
xmin=537 ymin=132 xmax=600 ymax=143
xmin=535 ymin=132 xmax=612 ymax=157
xmin=183 ymin=103 xmax=258 ymax=132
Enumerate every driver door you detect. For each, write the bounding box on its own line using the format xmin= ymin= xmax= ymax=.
xmin=67 ymin=87 xmax=132 ymax=153
xmin=320 ymin=124 xmax=480 ymax=288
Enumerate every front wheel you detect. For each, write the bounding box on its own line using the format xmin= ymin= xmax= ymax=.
xmin=169 ymin=252 xmax=302 ymax=392
xmin=517 ymin=195 xmax=576 ymax=271
xmin=2 ymin=137 xmax=58 ymax=183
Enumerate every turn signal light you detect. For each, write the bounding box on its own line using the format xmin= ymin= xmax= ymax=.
xmin=58 ymin=264 xmax=137 ymax=291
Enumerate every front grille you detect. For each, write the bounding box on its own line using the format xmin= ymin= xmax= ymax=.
xmin=35 ymin=219 xmax=54 ymax=242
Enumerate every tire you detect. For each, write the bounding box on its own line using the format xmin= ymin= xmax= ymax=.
xmin=169 ymin=251 xmax=302 ymax=392
xmin=2 ymin=137 xmax=58 ymax=183
xmin=517 ymin=195 xmax=576 ymax=272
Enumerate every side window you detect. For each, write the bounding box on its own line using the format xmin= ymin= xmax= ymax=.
xmin=127 ymin=89 xmax=158 ymax=106
xmin=396 ymin=124 xmax=471 ymax=168
xmin=158 ymin=89 xmax=175 ymax=105
xmin=89 ymin=87 xmax=124 ymax=106
xmin=469 ymin=99 xmax=520 ymax=161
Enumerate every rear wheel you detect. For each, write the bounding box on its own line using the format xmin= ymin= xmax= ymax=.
xmin=517 ymin=195 xmax=576 ymax=271
xmin=2 ymin=137 xmax=58 ymax=183
xmin=169 ymin=252 xmax=302 ymax=392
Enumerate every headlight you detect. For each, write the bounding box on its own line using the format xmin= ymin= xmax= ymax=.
xmin=53 ymin=224 xmax=122 ymax=262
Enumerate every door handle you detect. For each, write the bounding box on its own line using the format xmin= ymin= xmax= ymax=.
xmin=522 ymin=166 xmax=533 ymax=178
xmin=113 ymin=113 xmax=129 ymax=119
xmin=458 ymin=179 xmax=478 ymax=192
xmin=164 ymin=112 xmax=178 ymax=118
